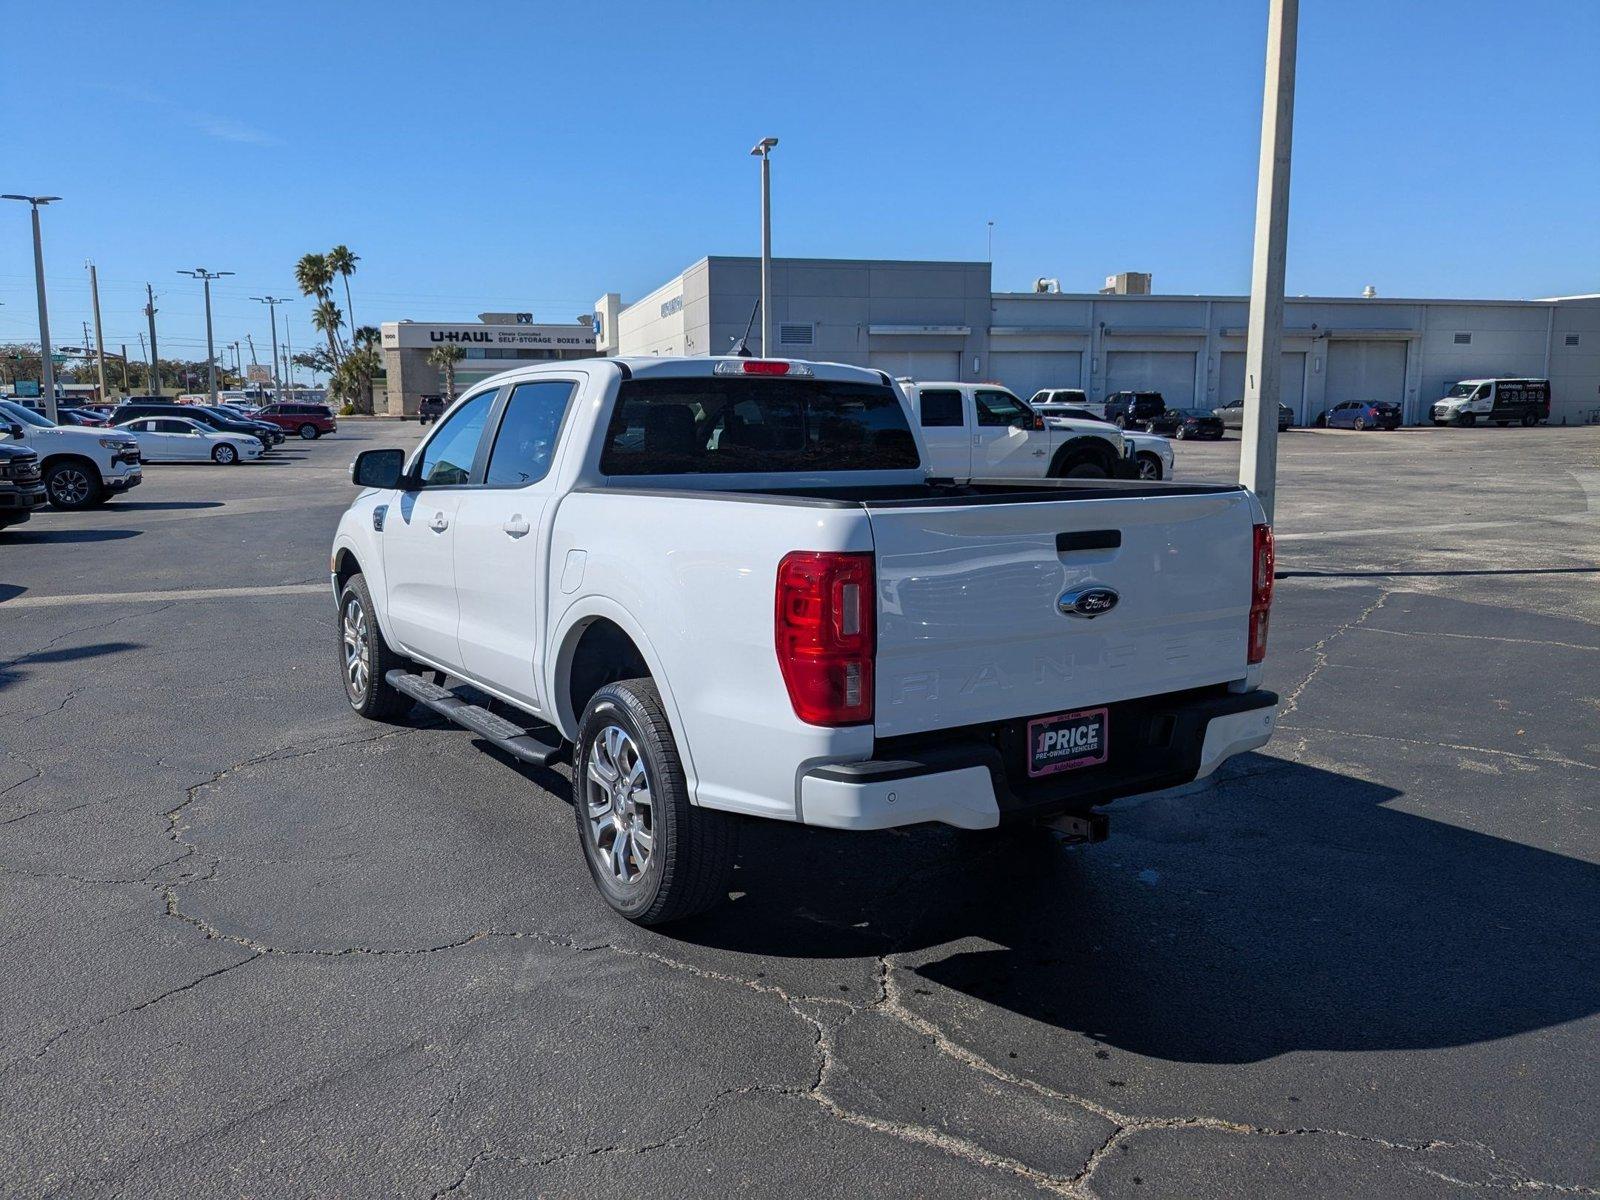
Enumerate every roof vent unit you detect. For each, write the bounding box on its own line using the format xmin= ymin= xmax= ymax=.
xmin=1100 ymin=272 xmax=1152 ymax=295
xmin=1362 ymin=285 xmax=1377 ymax=299
xmin=1033 ymin=277 xmax=1060 ymax=294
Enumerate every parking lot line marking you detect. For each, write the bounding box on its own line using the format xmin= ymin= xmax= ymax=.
xmin=1275 ymin=513 xmax=1593 ymax=542
xmin=1 ymin=583 xmax=326 ymax=609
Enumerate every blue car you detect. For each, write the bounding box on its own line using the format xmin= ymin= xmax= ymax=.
xmin=1324 ymin=400 xmax=1402 ymax=430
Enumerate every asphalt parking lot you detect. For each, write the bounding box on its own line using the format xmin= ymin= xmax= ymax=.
xmin=2 ymin=421 xmax=1597 ymax=1198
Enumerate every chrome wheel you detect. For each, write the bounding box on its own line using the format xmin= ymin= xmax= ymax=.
xmin=342 ymin=597 xmax=369 ymax=699
xmin=49 ymin=466 xmax=91 ymax=507
xmin=1137 ymin=454 xmax=1161 ymax=480
xmin=213 ymin=444 xmax=237 ymax=464
xmin=585 ymin=725 xmax=654 ymax=885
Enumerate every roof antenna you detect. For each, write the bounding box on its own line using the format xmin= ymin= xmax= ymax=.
xmin=729 ymin=298 xmax=760 ymax=356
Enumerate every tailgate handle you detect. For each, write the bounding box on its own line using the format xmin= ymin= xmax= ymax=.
xmin=1056 ymin=530 xmax=1121 ymax=553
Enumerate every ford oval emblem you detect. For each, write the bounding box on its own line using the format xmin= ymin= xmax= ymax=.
xmin=1058 ymin=587 xmax=1120 ymax=618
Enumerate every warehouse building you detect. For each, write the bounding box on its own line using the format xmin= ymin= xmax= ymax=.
xmin=380 ymin=316 xmax=597 ymax=417
xmin=597 ymin=258 xmax=1600 ymax=426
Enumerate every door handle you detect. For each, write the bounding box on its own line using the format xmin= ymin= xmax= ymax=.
xmin=430 ymin=510 xmax=449 ymax=532
xmin=502 ymin=515 xmax=530 ymax=538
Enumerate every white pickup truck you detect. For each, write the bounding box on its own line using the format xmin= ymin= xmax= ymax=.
xmin=897 ymin=381 xmax=1136 ymax=481
xmin=332 ymin=357 xmax=1278 ymax=924
xmin=1 ymin=399 xmax=143 ymax=510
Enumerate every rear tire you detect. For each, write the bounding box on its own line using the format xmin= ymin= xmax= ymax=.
xmin=299 ymin=423 xmax=320 ymax=440
xmin=1174 ymin=425 xmax=1188 ymax=440
xmin=338 ymin=574 xmax=413 ymax=721
xmin=1353 ymin=417 xmax=1366 ymax=431
xmin=574 ymin=678 xmax=737 ymax=925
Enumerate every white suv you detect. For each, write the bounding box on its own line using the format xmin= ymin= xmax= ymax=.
xmin=0 ymin=400 xmax=142 ymax=510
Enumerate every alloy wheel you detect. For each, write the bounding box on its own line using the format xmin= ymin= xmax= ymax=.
xmin=49 ymin=467 xmax=91 ymax=507
xmin=585 ymin=725 xmax=655 ymax=885
xmin=342 ymin=597 xmax=370 ymax=699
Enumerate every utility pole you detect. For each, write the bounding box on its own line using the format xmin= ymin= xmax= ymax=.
xmin=177 ymin=267 xmax=233 ymax=405
xmin=87 ymin=261 xmax=108 ymax=403
xmin=251 ymin=295 xmax=290 ymax=405
xmin=1237 ymin=0 xmax=1299 ymax=522
xmin=118 ymin=343 xmax=130 ymax=394
xmin=284 ymin=325 xmax=295 ymax=394
xmin=2 ymin=195 xmax=61 ymax=421
xmin=144 ymin=284 xmax=160 ymax=395
xmin=749 ymin=137 xmax=778 ymax=356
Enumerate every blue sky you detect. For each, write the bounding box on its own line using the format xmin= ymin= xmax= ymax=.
xmin=3 ymin=0 xmax=1596 ymax=361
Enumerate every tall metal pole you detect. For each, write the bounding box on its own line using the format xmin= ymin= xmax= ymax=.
xmin=118 ymin=343 xmax=130 ymax=394
xmin=178 ymin=267 xmax=233 ymax=406
xmin=145 ymin=284 xmax=160 ymax=395
xmin=750 ymin=138 xmax=777 ymax=357
xmin=1237 ymin=0 xmax=1299 ymax=522
xmin=3 ymin=197 xmax=62 ymax=422
xmin=252 ymin=296 xmax=288 ymax=405
xmin=88 ymin=261 xmax=108 ymax=403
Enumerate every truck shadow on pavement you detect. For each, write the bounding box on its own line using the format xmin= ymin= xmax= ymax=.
xmin=668 ymin=755 xmax=1600 ymax=1065
xmin=0 ymin=641 xmax=142 ymax=693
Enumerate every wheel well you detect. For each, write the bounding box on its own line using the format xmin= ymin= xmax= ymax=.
xmin=333 ymin=549 xmax=362 ymax=591
xmin=567 ymin=618 xmax=651 ymax=723
xmin=40 ymin=452 xmax=96 ymax=473
xmin=1049 ymin=437 xmax=1117 ymax=477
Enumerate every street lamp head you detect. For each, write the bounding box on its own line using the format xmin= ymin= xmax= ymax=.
xmin=2 ymin=194 xmax=60 ymax=206
xmin=750 ymin=137 xmax=779 ymax=156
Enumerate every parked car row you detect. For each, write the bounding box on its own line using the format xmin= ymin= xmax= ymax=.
xmin=0 ymin=393 xmax=340 ymax=523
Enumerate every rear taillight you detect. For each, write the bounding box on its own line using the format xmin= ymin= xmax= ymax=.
xmin=1248 ymin=522 xmax=1275 ymax=664
xmin=775 ymin=551 xmax=875 ymax=726
xmin=713 ymin=359 xmax=815 ymax=377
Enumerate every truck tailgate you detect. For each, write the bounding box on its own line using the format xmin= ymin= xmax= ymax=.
xmin=868 ymin=488 xmax=1257 ymax=737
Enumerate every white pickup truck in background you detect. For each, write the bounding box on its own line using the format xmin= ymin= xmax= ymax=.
xmin=0 ymin=399 xmax=143 ymax=510
xmin=332 ymin=357 xmax=1278 ymax=924
xmin=897 ymin=380 xmax=1135 ymax=481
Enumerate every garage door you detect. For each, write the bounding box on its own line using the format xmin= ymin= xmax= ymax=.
xmin=1104 ymin=351 xmax=1195 ymax=407
xmin=1218 ymin=351 xmax=1309 ymax=422
xmin=988 ymin=351 xmax=1082 ymax=400
xmin=869 ymin=350 xmax=961 ymax=384
xmin=1326 ymin=341 xmax=1407 ymax=410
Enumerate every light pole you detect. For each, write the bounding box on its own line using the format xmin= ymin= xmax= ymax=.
xmin=749 ymin=137 xmax=778 ymax=356
xmin=177 ymin=267 xmax=233 ymax=404
xmin=252 ymin=296 xmax=290 ymax=404
xmin=2 ymin=195 xmax=62 ymax=421
xmin=1238 ymin=0 xmax=1298 ymax=522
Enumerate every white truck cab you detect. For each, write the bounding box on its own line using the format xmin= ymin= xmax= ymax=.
xmin=1431 ymin=378 xmax=1550 ymax=427
xmin=0 ymin=399 xmax=142 ymax=510
xmin=897 ymin=380 xmax=1133 ymax=480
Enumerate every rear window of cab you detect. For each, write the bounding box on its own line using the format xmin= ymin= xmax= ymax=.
xmin=599 ymin=377 xmax=919 ymax=475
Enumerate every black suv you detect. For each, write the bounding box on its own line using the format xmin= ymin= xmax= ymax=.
xmin=1101 ymin=391 xmax=1166 ymax=429
xmin=0 ymin=441 xmax=46 ymax=530
xmin=417 ymin=395 xmax=446 ymax=425
xmin=113 ymin=401 xmax=284 ymax=448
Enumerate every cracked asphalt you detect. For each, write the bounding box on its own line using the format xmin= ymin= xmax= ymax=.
xmin=2 ymin=421 xmax=1597 ymax=1198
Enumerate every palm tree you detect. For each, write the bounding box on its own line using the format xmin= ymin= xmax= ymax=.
xmin=427 ymin=343 xmax=465 ymax=402
xmin=311 ymin=299 xmax=345 ymax=366
xmin=327 ymin=245 xmax=360 ymax=334
xmin=294 ymin=252 xmax=332 ymax=302
xmin=352 ymin=325 xmax=381 ymax=353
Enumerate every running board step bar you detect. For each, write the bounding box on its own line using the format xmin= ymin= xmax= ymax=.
xmin=386 ymin=670 xmax=562 ymax=766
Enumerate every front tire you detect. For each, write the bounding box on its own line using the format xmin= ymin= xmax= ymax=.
xmin=1459 ymin=413 xmax=1476 ymax=427
xmin=1135 ymin=452 xmax=1162 ymax=481
xmin=212 ymin=443 xmax=238 ymax=464
xmin=299 ymin=423 xmax=320 ymax=440
xmin=574 ymin=678 xmax=737 ymax=925
xmin=338 ymin=574 xmax=413 ymax=721
xmin=43 ymin=459 xmax=102 ymax=511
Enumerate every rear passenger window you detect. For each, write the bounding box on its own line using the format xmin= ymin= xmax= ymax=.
xmin=486 ymin=381 xmax=576 ymax=486
xmin=919 ymin=390 xmax=963 ymax=428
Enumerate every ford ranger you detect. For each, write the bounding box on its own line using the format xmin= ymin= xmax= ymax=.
xmin=332 ymin=357 xmax=1278 ymax=924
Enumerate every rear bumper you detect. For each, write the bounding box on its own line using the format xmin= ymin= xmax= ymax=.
xmin=798 ymin=688 xmax=1278 ymax=831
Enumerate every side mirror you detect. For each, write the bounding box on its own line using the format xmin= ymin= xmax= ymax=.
xmin=351 ymin=447 xmax=406 ymax=489
xmin=5 ymin=422 xmax=22 ymax=439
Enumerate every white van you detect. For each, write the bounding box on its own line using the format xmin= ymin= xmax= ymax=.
xmin=1431 ymin=379 xmax=1550 ymax=427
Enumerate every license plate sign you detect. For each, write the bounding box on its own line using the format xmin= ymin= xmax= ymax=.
xmin=1027 ymin=707 xmax=1109 ymax=777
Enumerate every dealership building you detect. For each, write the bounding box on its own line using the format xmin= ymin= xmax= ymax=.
xmin=595 ymin=257 xmax=1600 ymax=426
xmin=380 ymin=317 xmax=597 ymax=417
